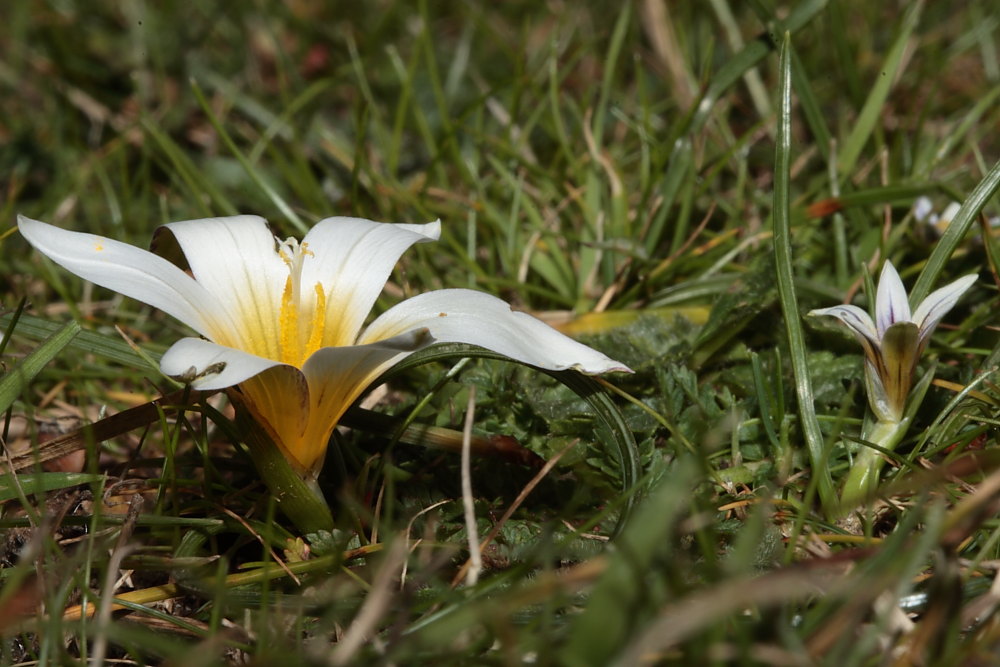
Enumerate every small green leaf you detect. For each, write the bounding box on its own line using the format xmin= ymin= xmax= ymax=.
xmin=0 ymin=472 xmax=103 ymax=502
xmin=0 ymin=320 xmax=80 ymax=414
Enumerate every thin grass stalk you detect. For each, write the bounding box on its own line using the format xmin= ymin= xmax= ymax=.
xmin=909 ymin=157 xmax=1000 ymax=304
xmin=773 ymin=32 xmax=837 ymax=513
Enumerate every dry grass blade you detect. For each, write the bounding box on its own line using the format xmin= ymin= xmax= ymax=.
xmin=451 ymin=438 xmax=578 ymax=587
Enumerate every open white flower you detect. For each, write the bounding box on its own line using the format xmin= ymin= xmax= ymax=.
xmin=19 ymin=214 xmax=630 ymax=474
xmin=809 ymin=261 xmax=975 ymax=423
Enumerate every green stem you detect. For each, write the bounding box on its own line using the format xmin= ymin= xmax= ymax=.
xmin=235 ymin=407 xmax=335 ymax=534
xmin=839 ymin=418 xmax=908 ymax=512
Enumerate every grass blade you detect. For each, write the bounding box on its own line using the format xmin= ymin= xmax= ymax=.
xmin=0 ymin=472 xmax=103 ymax=502
xmin=0 ymin=320 xmax=80 ymax=414
xmin=909 ymin=157 xmax=1000 ymax=304
xmin=774 ymin=32 xmax=836 ymax=512
xmin=837 ymin=1 xmax=923 ymax=176
xmin=0 ymin=312 xmax=162 ymax=369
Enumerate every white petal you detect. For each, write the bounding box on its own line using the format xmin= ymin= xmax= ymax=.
xmin=359 ymin=288 xmax=631 ymax=374
xmin=912 ymin=196 xmax=933 ymax=223
xmin=160 ymin=337 xmax=283 ymax=390
xmin=160 ymin=216 xmax=287 ymax=357
xmin=300 ymin=217 xmax=441 ymax=346
xmin=875 ymin=261 xmax=911 ymax=337
xmin=18 ymin=215 xmax=224 ymax=339
xmin=912 ymin=273 xmax=977 ymax=343
xmin=940 ymin=202 xmax=961 ymax=224
xmin=809 ymin=304 xmax=880 ymax=348
xmin=863 ymin=358 xmax=898 ymax=423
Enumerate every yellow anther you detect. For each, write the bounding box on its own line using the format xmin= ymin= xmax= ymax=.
xmin=305 ymin=283 xmax=327 ymax=358
xmin=279 ymin=275 xmax=299 ymax=364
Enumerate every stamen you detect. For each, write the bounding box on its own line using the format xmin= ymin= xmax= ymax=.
xmin=279 ymin=275 xmax=299 ymax=363
xmin=305 ymin=283 xmax=327 ymax=358
xmin=277 ymin=238 xmax=323 ymax=366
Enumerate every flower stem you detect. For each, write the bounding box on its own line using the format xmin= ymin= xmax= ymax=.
xmin=235 ymin=407 xmax=335 ymax=534
xmin=839 ymin=418 xmax=908 ymax=512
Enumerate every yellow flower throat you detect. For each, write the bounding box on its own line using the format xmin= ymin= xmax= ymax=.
xmin=277 ymin=239 xmax=327 ymax=367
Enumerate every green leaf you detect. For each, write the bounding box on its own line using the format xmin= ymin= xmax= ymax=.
xmin=909 ymin=156 xmax=1000 ymax=305
xmin=0 ymin=312 xmax=162 ymax=369
xmin=0 ymin=472 xmax=103 ymax=502
xmin=0 ymin=320 xmax=80 ymax=414
xmin=559 ymin=458 xmax=698 ymax=667
xmin=773 ymin=32 xmax=836 ymax=513
xmin=837 ymin=1 xmax=923 ymax=176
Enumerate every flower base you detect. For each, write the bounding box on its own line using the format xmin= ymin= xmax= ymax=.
xmin=234 ymin=404 xmax=335 ymax=534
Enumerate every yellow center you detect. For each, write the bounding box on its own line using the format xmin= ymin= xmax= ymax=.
xmin=276 ymin=239 xmax=327 ymax=367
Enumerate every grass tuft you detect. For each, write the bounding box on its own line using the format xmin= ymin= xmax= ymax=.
xmin=2 ymin=2 xmax=999 ymax=664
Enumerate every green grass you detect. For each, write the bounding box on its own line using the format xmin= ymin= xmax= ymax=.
xmin=2 ymin=1 xmax=1000 ymax=664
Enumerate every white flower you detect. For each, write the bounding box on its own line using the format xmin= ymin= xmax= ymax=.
xmin=19 ymin=215 xmax=630 ymax=473
xmin=913 ymin=197 xmax=962 ymax=234
xmin=809 ymin=261 xmax=975 ymax=423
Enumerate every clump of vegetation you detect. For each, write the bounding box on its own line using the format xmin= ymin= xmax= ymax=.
xmin=2 ymin=2 xmax=999 ymax=664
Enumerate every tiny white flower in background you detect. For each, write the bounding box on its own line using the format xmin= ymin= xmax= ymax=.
xmin=912 ymin=196 xmax=934 ymax=224
xmin=913 ymin=197 xmax=963 ymax=235
xmin=809 ymin=261 xmax=975 ymax=423
xmin=19 ymin=215 xmax=630 ymax=475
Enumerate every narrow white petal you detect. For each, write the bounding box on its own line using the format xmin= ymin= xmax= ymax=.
xmin=912 ymin=273 xmax=977 ymax=343
xmin=808 ymin=304 xmax=879 ymax=347
xmin=18 ymin=215 xmax=223 ymax=339
xmin=300 ymin=217 xmax=441 ymax=346
xmin=160 ymin=216 xmax=287 ymax=357
xmin=360 ymin=289 xmax=631 ymax=374
xmin=863 ymin=359 xmax=898 ymax=423
xmin=160 ymin=337 xmax=283 ymax=390
xmin=875 ymin=261 xmax=911 ymax=337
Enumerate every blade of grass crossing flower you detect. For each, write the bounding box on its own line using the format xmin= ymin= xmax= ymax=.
xmin=836 ymin=1 xmax=923 ymax=177
xmin=909 ymin=157 xmax=1000 ymax=304
xmin=773 ymin=33 xmax=836 ymax=513
xmin=384 ymin=344 xmax=641 ymax=537
xmin=0 ymin=320 xmax=80 ymax=414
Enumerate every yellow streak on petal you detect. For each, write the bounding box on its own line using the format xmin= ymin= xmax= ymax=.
xmin=279 ymin=275 xmax=299 ymax=365
xmin=94 ymin=243 xmax=104 ymax=252
xmin=237 ymin=368 xmax=311 ymax=471
xmin=305 ymin=283 xmax=327 ymax=360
